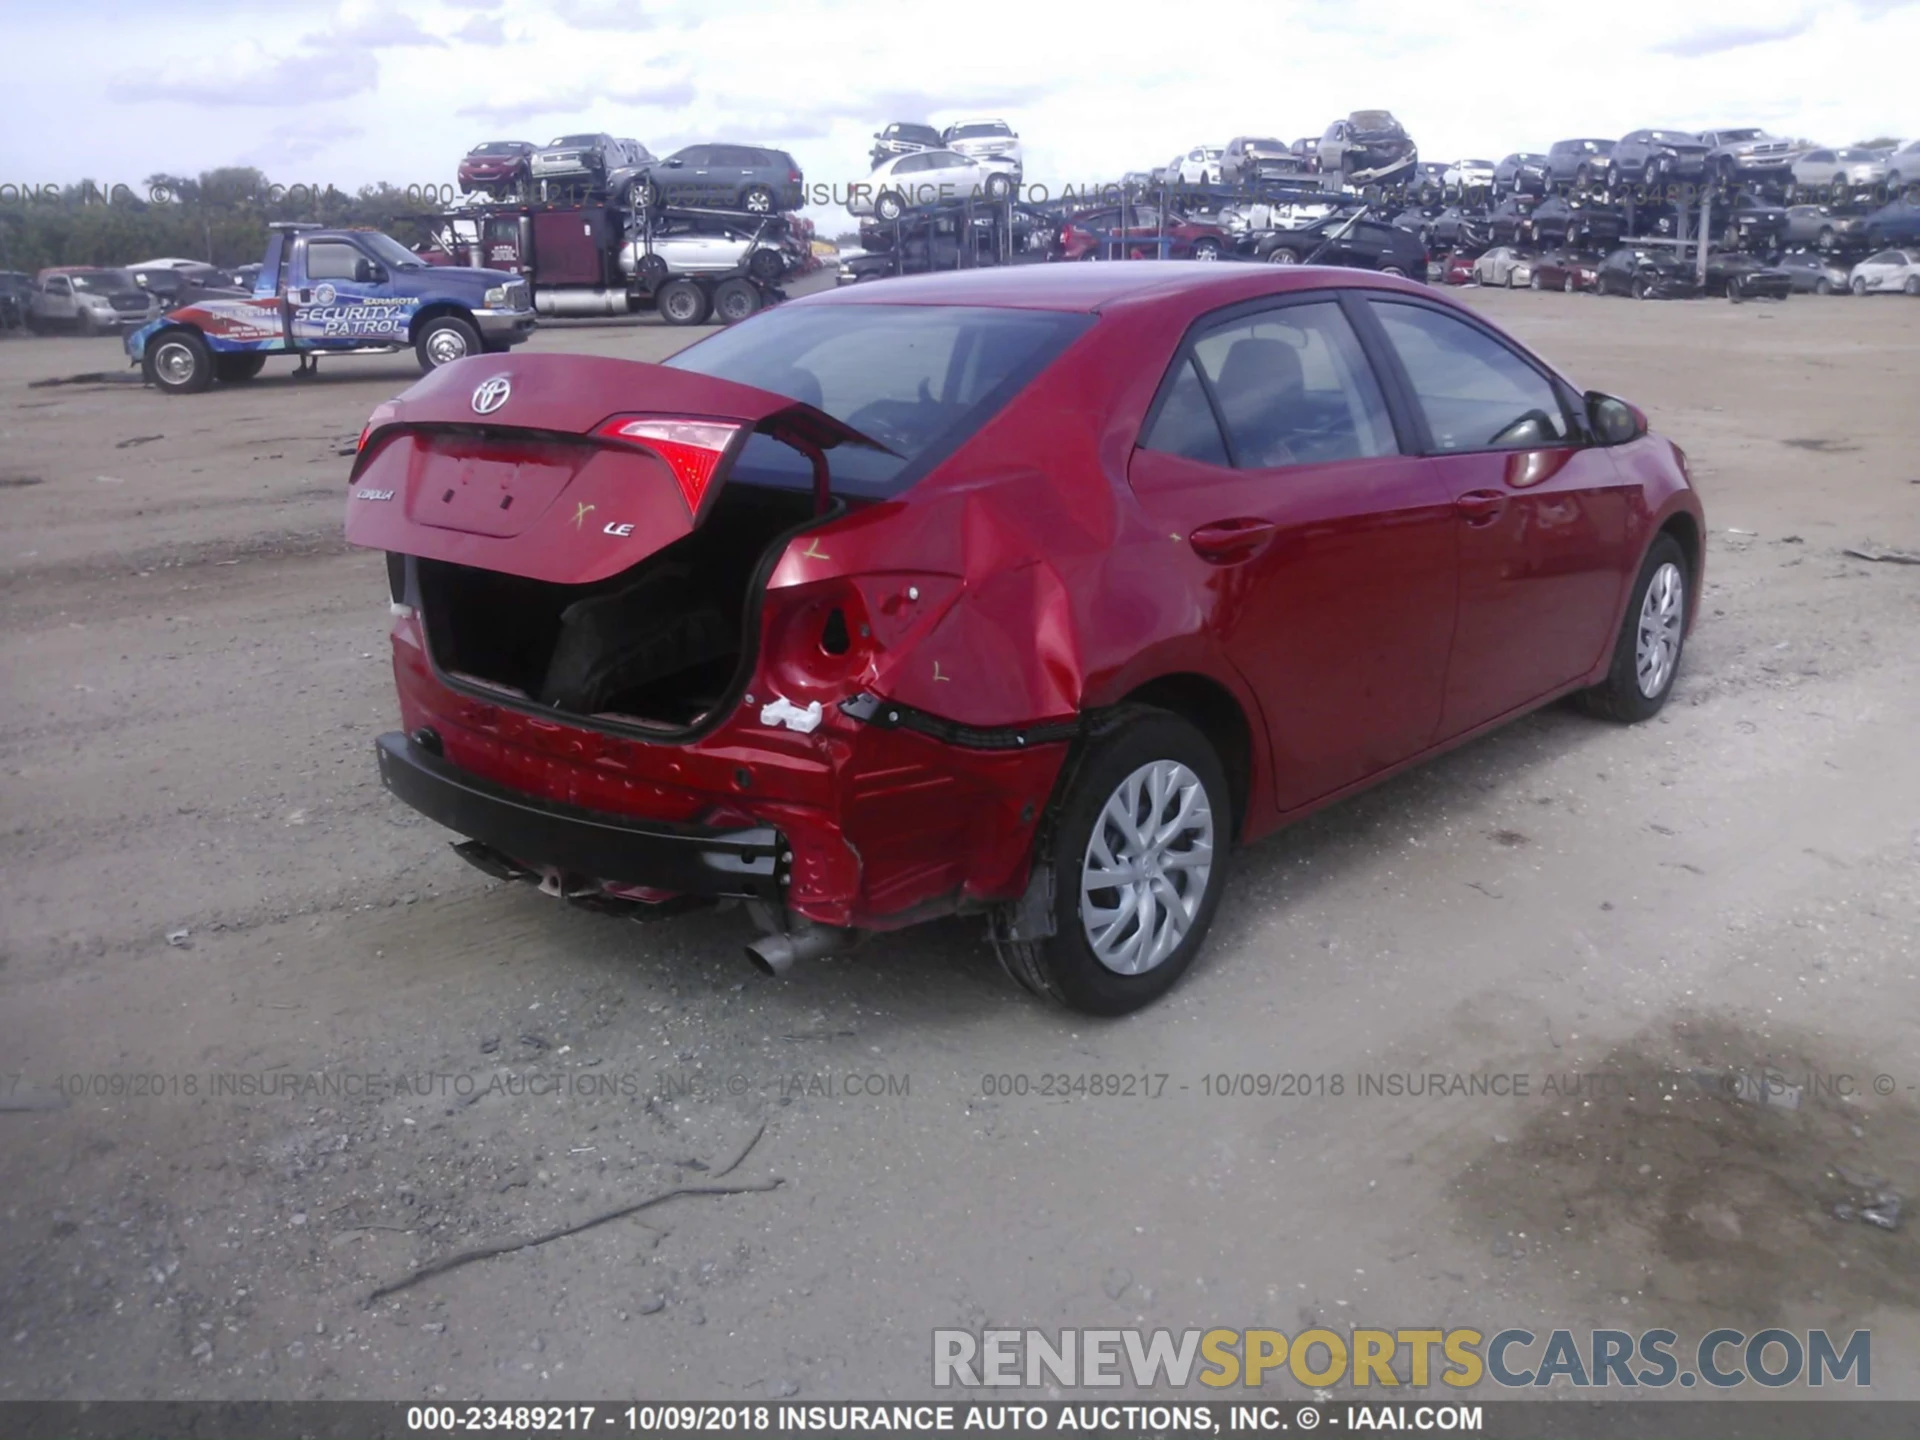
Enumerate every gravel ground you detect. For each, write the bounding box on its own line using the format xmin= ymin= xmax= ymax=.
xmin=2 ymin=285 xmax=1918 ymax=1402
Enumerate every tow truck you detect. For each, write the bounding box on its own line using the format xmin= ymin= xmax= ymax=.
xmin=125 ymin=222 xmax=536 ymax=395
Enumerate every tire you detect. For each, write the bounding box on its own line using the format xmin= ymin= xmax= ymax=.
xmin=1265 ymin=246 xmax=1302 ymax=265
xmin=213 ymin=352 xmax=265 ymax=382
xmin=1380 ymin=265 xmax=1408 ymax=278
xmin=76 ymin=308 xmax=98 ymax=337
xmin=746 ymin=248 xmax=785 ymax=283
xmin=415 ymin=315 xmax=479 ymax=373
xmin=1632 ymin=278 xmax=1650 ymax=300
xmin=739 ymin=184 xmax=775 ymax=215
xmin=875 ymin=191 xmax=904 ymax=222
xmin=1574 ymin=534 xmax=1689 ymax=723
xmin=984 ymin=172 xmax=1013 ymax=200
xmin=655 ymin=277 xmax=709 ymax=326
xmin=1728 ymin=284 xmax=1743 ymax=304
xmin=1906 ymin=276 xmax=1920 ymax=296
xmin=144 ymin=330 xmax=213 ymax=395
xmin=1817 ymin=226 xmax=1834 ymax=249
xmin=1191 ymin=238 xmax=1221 ymax=261
xmin=711 ymin=277 xmax=761 ymax=324
xmin=1814 ymin=278 xmax=1832 ymax=295
xmin=1851 ymin=277 xmax=1868 ymax=296
xmin=1564 ymin=275 xmax=1577 ymax=294
xmin=1530 ymin=270 xmax=1544 ymax=290
xmin=992 ymin=709 xmax=1231 ymax=1015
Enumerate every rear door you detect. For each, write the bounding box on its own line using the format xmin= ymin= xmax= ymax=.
xmin=1127 ymin=294 xmax=1458 ymax=812
xmin=1359 ymin=296 xmax=1635 ymax=736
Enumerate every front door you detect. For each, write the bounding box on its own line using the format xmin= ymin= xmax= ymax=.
xmin=1360 ymin=296 xmax=1635 ymax=736
xmin=288 ymin=238 xmax=411 ymax=350
xmin=1127 ymin=295 xmax=1459 ymax=812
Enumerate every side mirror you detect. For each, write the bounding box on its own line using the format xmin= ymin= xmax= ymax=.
xmin=1586 ymin=391 xmax=1646 ymax=445
xmin=665 ymin=157 xmax=684 ymax=168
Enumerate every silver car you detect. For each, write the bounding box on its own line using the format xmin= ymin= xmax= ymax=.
xmin=620 ymin=225 xmax=787 ymax=282
xmin=1471 ymin=246 xmax=1534 ymax=288
xmin=531 ymin=133 xmax=621 ymax=184
xmin=1887 ymin=139 xmax=1920 ymax=189
xmin=1697 ymin=127 xmax=1803 ymax=179
xmin=941 ymin=119 xmax=1023 ymax=176
xmin=26 ymin=269 xmax=160 ymax=335
xmin=1792 ymin=147 xmax=1890 ymax=190
xmin=852 ymin=149 xmax=1016 ymax=219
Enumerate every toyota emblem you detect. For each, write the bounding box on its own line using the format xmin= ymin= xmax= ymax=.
xmin=471 ymin=376 xmax=512 ymax=415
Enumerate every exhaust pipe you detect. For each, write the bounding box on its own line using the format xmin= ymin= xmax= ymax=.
xmin=745 ymin=924 xmax=856 ymax=977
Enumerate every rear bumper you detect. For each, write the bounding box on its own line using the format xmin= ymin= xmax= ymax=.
xmin=375 ymin=731 xmax=786 ymax=900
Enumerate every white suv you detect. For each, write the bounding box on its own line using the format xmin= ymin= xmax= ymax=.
xmin=941 ymin=119 xmax=1023 ymax=176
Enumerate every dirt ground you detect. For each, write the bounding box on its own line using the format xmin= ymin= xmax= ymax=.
xmin=2 ymin=283 xmax=1918 ymax=1403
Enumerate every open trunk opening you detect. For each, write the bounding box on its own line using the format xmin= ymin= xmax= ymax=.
xmin=415 ymin=483 xmax=819 ymax=732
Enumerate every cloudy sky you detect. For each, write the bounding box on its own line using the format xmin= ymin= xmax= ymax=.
xmin=5 ymin=0 xmax=1916 ymax=218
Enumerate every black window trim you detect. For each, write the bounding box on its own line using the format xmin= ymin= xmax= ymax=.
xmin=1136 ymin=288 xmax=1417 ymax=470
xmin=1346 ymin=293 xmax=1590 ymax=456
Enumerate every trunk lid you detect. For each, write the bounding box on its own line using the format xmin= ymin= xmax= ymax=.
xmin=346 ymin=354 xmax=881 ymax=585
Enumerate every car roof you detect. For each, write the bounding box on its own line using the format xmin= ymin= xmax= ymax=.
xmin=789 ymin=261 xmax=1431 ymax=314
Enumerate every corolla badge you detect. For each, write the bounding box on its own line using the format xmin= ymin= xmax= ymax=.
xmin=470 ymin=376 xmax=512 ymax=414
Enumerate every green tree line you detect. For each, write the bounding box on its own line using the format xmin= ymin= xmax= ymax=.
xmin=0 ymin=167 xmax=449 ymax=273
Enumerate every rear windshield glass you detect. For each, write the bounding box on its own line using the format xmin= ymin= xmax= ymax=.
xmin=665 ymin=304 xmax=1093 ymax=498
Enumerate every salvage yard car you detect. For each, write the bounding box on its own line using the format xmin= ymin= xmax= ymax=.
xmin=854 ymin=150 xmax=1016 ymax=219
xmin=126 ymin=223 xmax=534 ymax=393
xmin=27 ymin=268 xmax=159 ymax=334
xmin=1847 ymin=248 xmax=1920 ymax=294
xmin=348 ymin=263 xmax=1702 ymax=1013
xmin=1597 ymin=246 xmax=1699 ymax=298
xmin=631 ymin=145 xmax=804 ymax=215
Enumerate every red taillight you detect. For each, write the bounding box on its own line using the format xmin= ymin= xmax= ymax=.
xmin=594 ymin=416 xmax=743 ymax=515
xmin=355 ymin=424 xmax=370 ymax=452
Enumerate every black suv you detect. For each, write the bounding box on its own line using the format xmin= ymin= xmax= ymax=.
xmin=1610 ymin=130 xmax=1712 ymax=187
xmin=632 ymin=145 xmax=804 ymax=214
xmin=871 ymin=122 xmax=941 ymax=167
xmin=1546 ymin=138 xmax=1616 ymax=191
xmin=1254 ymin=207 xmax=1426 ymax=277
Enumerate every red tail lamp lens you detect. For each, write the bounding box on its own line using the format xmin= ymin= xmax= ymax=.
xmin=596 ymin=418 xmax=743 ymax=515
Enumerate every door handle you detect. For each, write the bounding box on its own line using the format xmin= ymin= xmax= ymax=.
xmin=1455 ymin=489 xmax=1505 ymax=525
xmin=1189 ymin=517 xmax=1277 ymax=564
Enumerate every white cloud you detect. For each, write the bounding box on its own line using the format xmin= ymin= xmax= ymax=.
xmin=108 ymin=43 xmax=376 ymax=106
xmin=457 ymin=13 xmax=509 ymax=43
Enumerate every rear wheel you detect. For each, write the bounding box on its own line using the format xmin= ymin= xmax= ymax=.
xmin=1906 ymin=276 xmax=1920 ymax=296
xmin=415 ymin=315 xmax=479 ymax=372
xmin=213 ymin=352 xmax=265 ymax=382
xmin=1564 ymin=274 xmax=1577 ymax=293
xmin=993 ymin=710 xmax=1230 ymax=1016
xmin=145 ymin=331 xmax=213 ymax=395
xmin=875 ymin=191 xmax=905 ymax=222
xmin=656 ymin=277 xmax=710 ymax=325
xmin=1265 ymin=246 xmax=1302 ymax=265
xmin=1851 ymin=276 xmax=1868 ymax=296
xmin=1191 ymin=237 xmax=1222 ymax=261
xmin=1379 ymin=265 xmax=1408 ymax=278
xmin=746 ymin=248 xmax=785 ymax=283
xmin=711 ymin=277 xmax=761 ymax=323
xmin=1575 ymin=534 xmax=1688 ymax=723
xmin=740 ymin=184 xmax=775 ymax=214
xmin=1530 ymin=270 xmax=1544 ymax=290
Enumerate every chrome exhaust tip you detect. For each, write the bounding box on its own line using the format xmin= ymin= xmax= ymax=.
xmin=744 ymin=925 xmax=855 ymax=977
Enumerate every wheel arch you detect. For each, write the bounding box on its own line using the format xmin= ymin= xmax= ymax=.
xmin=1112 ymin=671 xmax=1258 ymax=842
xmin=407 ymin=300 xmax=475 ymax=343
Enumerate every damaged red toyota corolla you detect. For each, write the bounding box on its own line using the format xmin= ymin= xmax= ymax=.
xmin=347 ymin=264 xmax=1703 ymax=1015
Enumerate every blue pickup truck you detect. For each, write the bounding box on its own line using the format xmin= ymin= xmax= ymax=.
xmin=125 ymin=223 xmax=537 ymax=394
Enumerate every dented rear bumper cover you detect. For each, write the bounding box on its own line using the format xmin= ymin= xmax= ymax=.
xmin=375 ymin=731 xmax=787 ymax=899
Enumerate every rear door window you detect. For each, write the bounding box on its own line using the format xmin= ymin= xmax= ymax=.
xmin=1145 ymin=300 xmax=1397 ymax=470
xmin=1368 ymin=300 xmax=1572 ymax=452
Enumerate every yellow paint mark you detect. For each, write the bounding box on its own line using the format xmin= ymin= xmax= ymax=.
xmin=572 ymin=501 xmax=596 ymax=530
xmin=932 ymin=660 xmax=951 ymax=682
xmin=801 ymin=538 xmax=830 ymax=560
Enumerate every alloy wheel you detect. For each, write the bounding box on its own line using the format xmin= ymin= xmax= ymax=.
xmin=1079 ymin=760 xmax=1215 ymax=976
xmin=1635 ymin=562 xmax=1684 ymax=698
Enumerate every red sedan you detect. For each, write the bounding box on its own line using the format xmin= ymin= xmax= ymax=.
xmin=1055 ymin=206 xmax=1229 ymax=261
xmin=1530 ymin=252 xmax=1601 ymax=293
xmin=1442 ymin=251 xmax=1476 ymax=285
xmin=348 ymin=265 xmax=1702 ymax=1014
